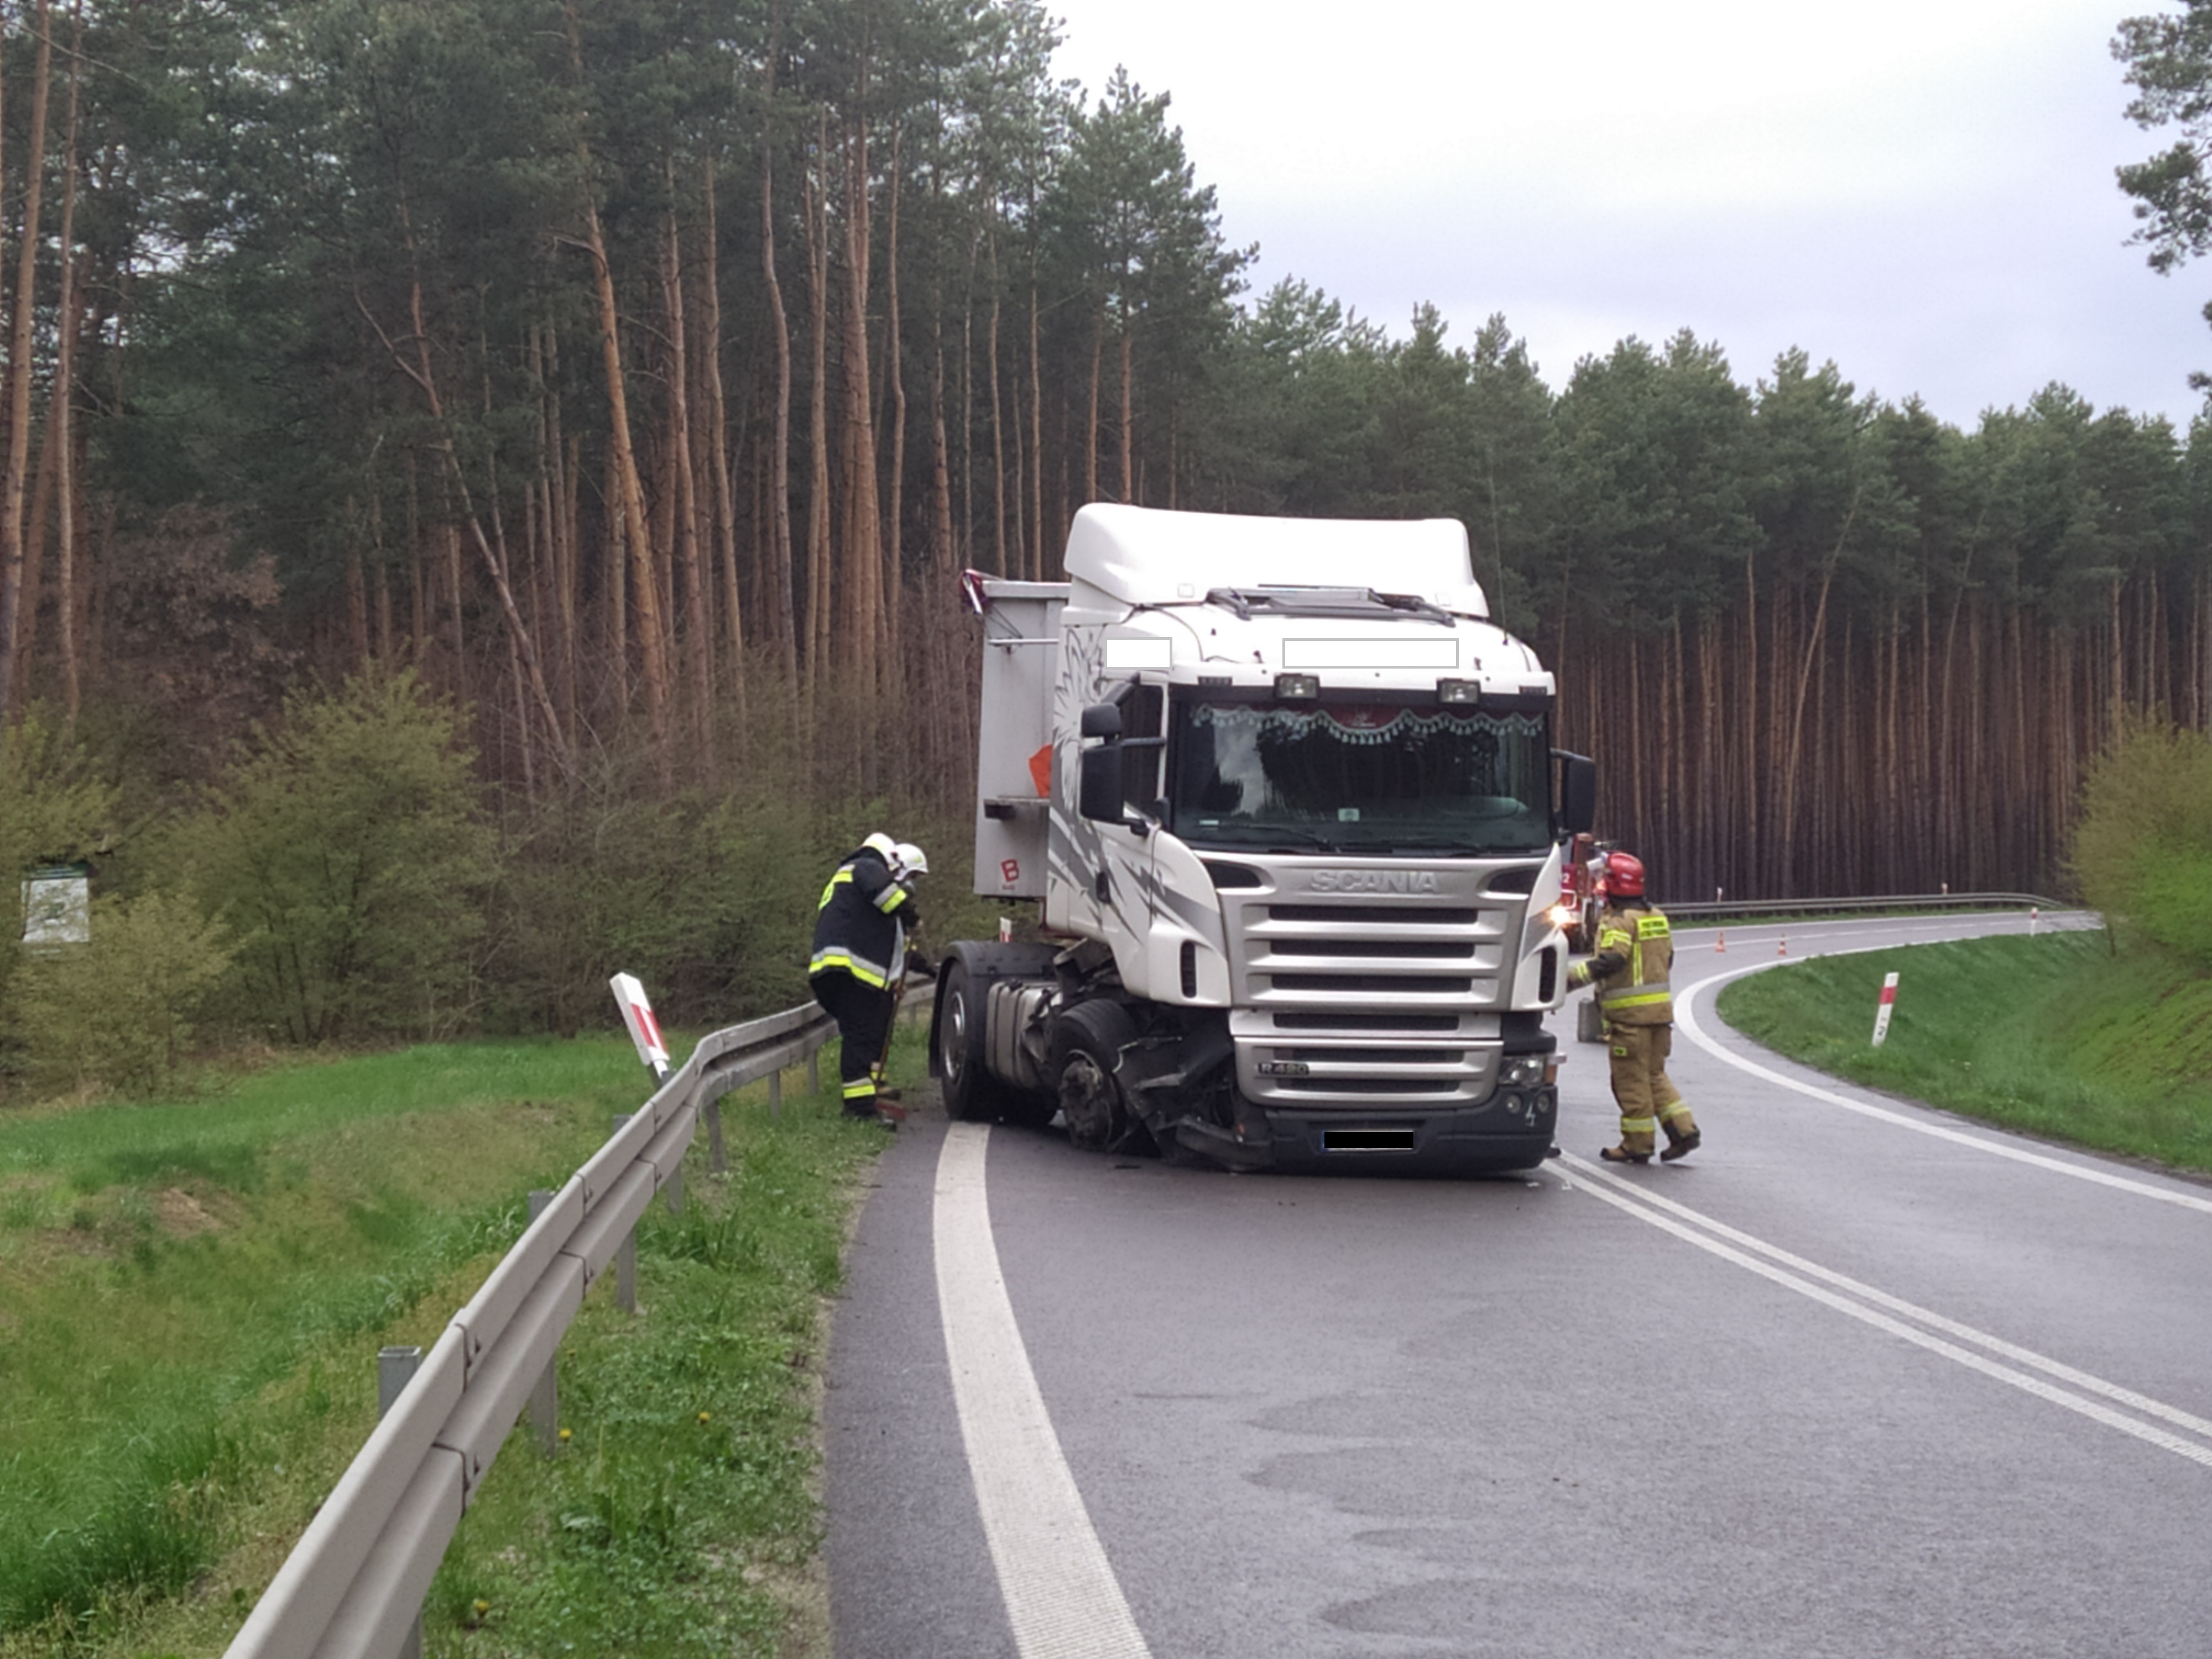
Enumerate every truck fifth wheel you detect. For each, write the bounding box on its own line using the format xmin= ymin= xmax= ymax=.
xmin=930 ymin=504 xmax=1597 ymax=1173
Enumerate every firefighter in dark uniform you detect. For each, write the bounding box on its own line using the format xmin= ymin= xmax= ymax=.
xmin=809 ymin=832 xmax=925 ymax=1125
xmin=1566 ymin=851 xmax=1702 ymax=1164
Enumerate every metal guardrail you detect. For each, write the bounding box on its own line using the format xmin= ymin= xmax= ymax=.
xmin=1661 ymin=891 xmax=2074 ymax=920
xmin=221 ymin=988 xmax=914 ymax=1659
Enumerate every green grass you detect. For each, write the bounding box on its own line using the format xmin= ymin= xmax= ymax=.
xmin=1717 ymin=930 xmax=2212 ymax=1173
xmin=0 ymin=1020 xmax=911 ymax=1657
xmin=414 ymin=1094 xmax=883 ymax=1659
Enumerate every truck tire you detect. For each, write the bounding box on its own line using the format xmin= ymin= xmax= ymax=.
xmin=937 ymin=959 xmax=1022 ymax=1122
xmin=1050 ymin=999 xmax=1142 ymax=1152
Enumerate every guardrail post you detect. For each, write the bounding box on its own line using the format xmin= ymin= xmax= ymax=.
xmin=610 ymin=1119 xmax=640 ymax=1315
xmin=704 ymin=1097 xmax=728 ymax=1173
xmin=807 ymin=1050 xmax=818 ymax=1094
xmin=768 ymin=1068 xmax=782 ymax=1120
xmin=525 ymin=1190 xmax=561 ymax=1455
xmin=377 ymin=1346 xmax=426 ymax=1659
xmin=665 ymin=1157 xmax=684 ymax=1217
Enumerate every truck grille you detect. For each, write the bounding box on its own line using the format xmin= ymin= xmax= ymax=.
xmin=1233 ymin=898 xmax=1506 ymax=1009
xmin=1216 ymin=868 xmax=1528 ymax=1108
xmin=1267 ymin=904 xmax=1479 ymax=926
xmin=1274 ymin=1077 xmax=1461 ymax=1096
xmin=1272 ymin=1013 xmax=1459 ymax=1032
xmin=1266 ymin=973 xmax=1475 ymax=995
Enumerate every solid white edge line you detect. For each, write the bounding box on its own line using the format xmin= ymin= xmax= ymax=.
xmin=933 ymin=1123 xmax=1154 ymax=1659
xmin=1560 ymin=1152 xmax=2212 ymax=1444
xmin=1671 ymin=931 xmax=2212 ymax=1218
xmin=1552 ymin=1152 xmax=2212 ymax=1472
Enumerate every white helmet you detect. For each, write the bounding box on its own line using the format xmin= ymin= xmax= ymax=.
xmin=890 ymin=841 xmax=928 ymax=881
xmin=861 ymin=831 xmax=897 ymax=863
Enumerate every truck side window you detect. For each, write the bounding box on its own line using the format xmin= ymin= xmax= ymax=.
xmin=1121 ymin=683 xmax=1164 ymax=812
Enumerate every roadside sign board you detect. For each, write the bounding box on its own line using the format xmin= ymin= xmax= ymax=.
xmin=21 ymin=865 xmax=90 ymax=946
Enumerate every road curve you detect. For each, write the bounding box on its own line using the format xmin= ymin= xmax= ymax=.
xmin=825 ymin=910 xmax=2212 ymax=1657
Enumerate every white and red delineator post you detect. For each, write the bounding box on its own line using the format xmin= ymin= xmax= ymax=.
xmin=611 ymin=972 xmax=671 ymax=1079
xmin=1870 ymin=971 xmax=1901 ymax=1047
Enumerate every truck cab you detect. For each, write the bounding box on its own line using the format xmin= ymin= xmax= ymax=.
xmin=933 ymin=504 xmax=1594 ymax=1172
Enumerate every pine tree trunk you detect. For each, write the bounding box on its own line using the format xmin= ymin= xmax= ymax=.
xmin=0 ymin=0 xmax=55 ymax=719
xmin=987 ymin=229 xmax=1005 ymax=574
xmin=346 ymin=534 xmax=369 ymax=667
xmin=661 ymin=195 xmax=713 ymax=762
xmin=880 ymin=124 xmax=906 ymax=702
xmin=17 ymin=405 xmax=56 ymax=709
xmin=368 ymin=218 xmax=568 ymax=773
xmin=758 ymin=29 xmax=799 ymax=703
xmin=1085 ymin=301 xmax=1103 ymax=508
xmin=1028 ymin=267 xmax=1044 ymax=579
xmin=1118 ymin=320 xmax=1134 ymax=504
xmin=409 ymin=456 xmax=428 ymax=656
xmin=567 ymin=4 xmax=669 ymax=763
xmin=803 ymin=116 xmax=833 ymax=713
xmin=443 ymin=520 xmax=465 ymax=670
xmin=698 ymin=156 xmax=745 ymax=730
xmin=928 ymin=317 xmax=959 ymax=781
xmin=1738 ymin=552 xmax=1759 ymax=894
xmin=959 ymin=239 xmax=975 ymax=560
xmin=606 ymin=443 xmax=627 ymax=684
xmin=50 ymin=3 xmax=81 ymax=719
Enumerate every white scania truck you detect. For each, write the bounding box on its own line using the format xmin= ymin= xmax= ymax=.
xmin=930 ymin=503 xmax=1596 ymax=1172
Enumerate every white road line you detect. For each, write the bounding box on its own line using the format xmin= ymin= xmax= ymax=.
xmin=1561 ymin=1152 xmax=2212 ymax=1442
xmin=933 ymin=1123 xmax=1153 ymax=1659
xmin=1672 ymin=946 xmax=2212 ymax=1218
xmin=1556 ymin=1152 xmax=2212 ymax=1472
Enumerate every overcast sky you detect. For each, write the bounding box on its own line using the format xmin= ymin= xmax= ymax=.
xmin=1042 ymin=0 xmax=2206 ymax=432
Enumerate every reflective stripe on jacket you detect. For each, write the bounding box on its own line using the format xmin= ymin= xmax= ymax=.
xmin=808 ymin=848 xmax=915 ymax=989
xmin=1589 ymin=905 xmax=1673 ymax=1026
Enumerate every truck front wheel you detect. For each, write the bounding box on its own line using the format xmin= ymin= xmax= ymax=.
xmin=938 ymin=959 xmax=1015 ymax=1122
xmin=1051 ymin=1000 xmax=1142 ymax=1152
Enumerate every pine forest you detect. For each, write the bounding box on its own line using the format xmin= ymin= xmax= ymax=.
xmin=1 ymin=0 xmax=2209 ymax=1042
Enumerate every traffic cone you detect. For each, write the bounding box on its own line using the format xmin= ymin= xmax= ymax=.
xmin=1715 ymin=931 xmax=1726 ymax=953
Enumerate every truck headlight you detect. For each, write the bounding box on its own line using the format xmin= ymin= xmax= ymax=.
xmin=1500 ymin=1054 xmax=1548 ymax=1088
xmin=1545 ymin=901 xmax=1575 ymax=930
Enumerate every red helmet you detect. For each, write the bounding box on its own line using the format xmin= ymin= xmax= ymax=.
xmin=1604 ymin=851 xmax=1646 ymax=898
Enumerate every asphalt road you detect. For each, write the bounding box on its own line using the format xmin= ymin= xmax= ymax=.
xmin=823 ymin=911 xmax=2212 ymax=1658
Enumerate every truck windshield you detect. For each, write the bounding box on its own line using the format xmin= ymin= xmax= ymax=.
xmin=1167 ymin=700 xmax=1552 ymax=854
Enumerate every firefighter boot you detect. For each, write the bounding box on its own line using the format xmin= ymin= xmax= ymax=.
xmin=1658 ymin=1102 xmax=1701 ymax=1162
xmin=1603 ymin=1113 xmax=1658 ymax=1164
xmin=842 ymin=1088 xmax=896 ymax=1129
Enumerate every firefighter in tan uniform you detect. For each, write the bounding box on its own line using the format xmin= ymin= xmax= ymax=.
xmin=1566 ymin=851 xmax=1702 ymax=1165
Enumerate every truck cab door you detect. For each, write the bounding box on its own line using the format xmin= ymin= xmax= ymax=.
xmin=1067 ymin=682 xmax=1167 ymax=998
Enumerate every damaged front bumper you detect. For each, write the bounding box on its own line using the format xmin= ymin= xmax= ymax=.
xmin=1164 ymin=1086 xmax=1559 ymax=1175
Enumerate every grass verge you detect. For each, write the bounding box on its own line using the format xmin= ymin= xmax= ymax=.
xmin=0 ymin=1019 xmax=915 ymax=1657
xmin=1715 ymin=929 xmax=2212 ymax=1175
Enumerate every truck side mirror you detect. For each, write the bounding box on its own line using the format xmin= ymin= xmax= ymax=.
xmin=1080 ymin=702 xmax=1123 ymax=739
xmin=1554 ymin=750 xmax=1597 ymax=837
xmin=1078 ymin=744 xmax=1126 ymax=823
